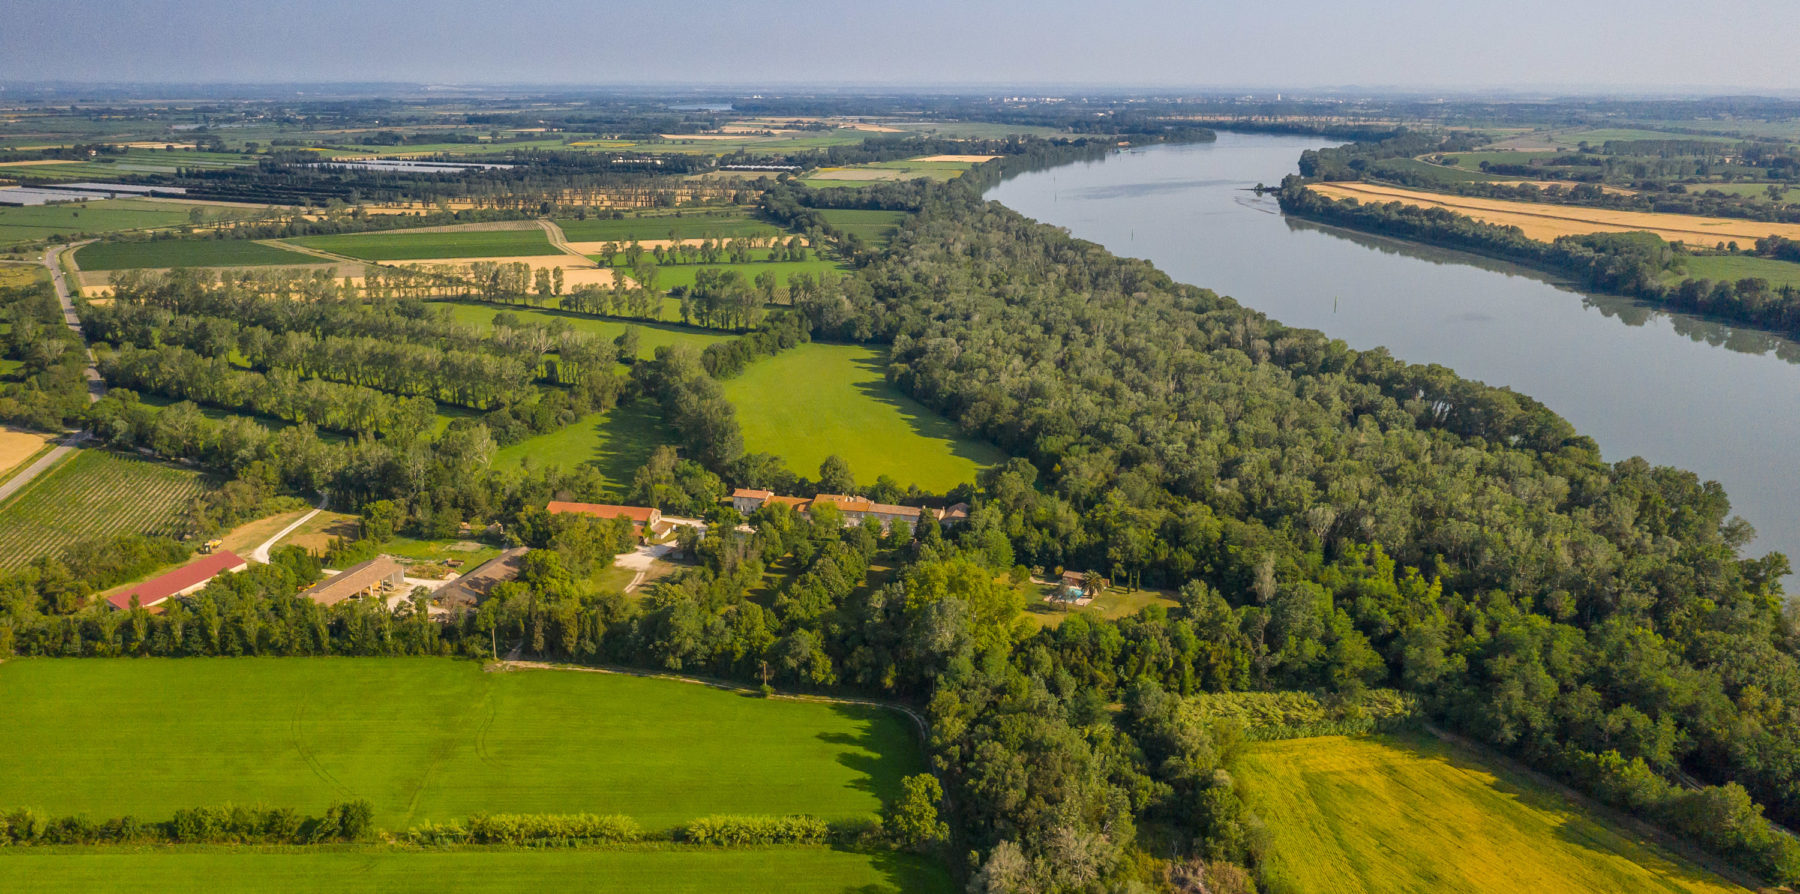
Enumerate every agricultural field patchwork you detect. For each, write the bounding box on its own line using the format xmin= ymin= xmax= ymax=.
xmin=1306 ymin=181 xmax=1800 ymax=244
xmin=0 ymin=198 xmax=258 ymax=248
xmin=0 ymin=846 xmax=952 ymax=894
xmin=291 ymin=229 xmax=560 ymax=260
xmin=719 ymin=342 xmax=1004 ymax=491
xmin=0 ymin=449 xmax=214 ymax=570
xmin=1239 ymin=733 xmax=1745 ymax=894
xmin=0 ymin=659 xmax=925 ymax=829
xmin=73 ymin=238 xmax=317 ymax=270
xmin=555 ymin=211 xmax=784 ymax=243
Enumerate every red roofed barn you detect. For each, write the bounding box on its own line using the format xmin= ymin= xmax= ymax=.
xmin=106 ymin=550 xmax=248 ymax=612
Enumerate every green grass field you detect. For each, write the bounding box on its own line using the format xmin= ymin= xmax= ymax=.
xmin=492 ymin=400 xmax=675 ymax=486
xmin=0 ymin=198 xmax=256 ymax=248
xmin=1238 ymin=733 xmax=1745 ymax=894
xmin=0 ymin=846 xmax=951 ymax=894
xmin=720 ymin=342 xmax=1003 ymax=491
xmin=0 ymin=450 xmax=214 ymax=570
xmin=556 ymin=211 xmax=784 ymax=242
xmin=0 ymin=659 xmax=923 ymax=829
xmin=291 ymin=229 xmax=558 ymax=261
xmin=435 ymin=300 xmax=730 ymax=357
xmin=1672 ymin=254 xmax=1800 ymax=288
xmin=816 ymin=209 xmax=912 ymax=246
xmin=74 ymin=238 xmax=315 ymax=270
xmin=649 ymin=259 xmax=844 ymax=293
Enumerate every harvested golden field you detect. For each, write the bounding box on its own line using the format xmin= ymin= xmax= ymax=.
xmin=1308 ymin=181 xmax=1800 ymax=244
xmin=913 ymin=154 xmax=999 ymax=163
xmin=0 ymin=159 xmax=71 ymax=167
xmin=402 ymin=256 xmax=626 ymax=289
xmin=1242 ymin=733 xmax=1748 ymax=894
xmin=0 ymin=426 xmax=53 ymax=478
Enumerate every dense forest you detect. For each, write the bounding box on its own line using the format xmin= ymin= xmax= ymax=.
xmin=7 ymin=128 xmax=1800 ymax=890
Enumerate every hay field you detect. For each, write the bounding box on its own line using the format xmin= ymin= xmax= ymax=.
xmin=0 ymin=426 xmax=52 ymax=478
xmin=1240 ymin=733 xmax=1746 ymax=894
xmin=913 ymin=154 xmax=1000 ymax=163
xmin=1308 ymin=181 xmax=1800 ymax=244
xmin=0 ymin=658 xmax=924 ymax=830
xmin=401 ymin=255 xmax=623 ymax=289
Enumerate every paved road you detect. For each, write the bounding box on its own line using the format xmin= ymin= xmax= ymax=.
xmin=0 ymin=432 xmax=87 ymax=503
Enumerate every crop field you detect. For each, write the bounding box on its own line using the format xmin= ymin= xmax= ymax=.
xmin=803 ymin=157 xmax=976 ymax=187
xmin=816 ymin=208 xmax=912 ymax=246
xmin=1306 ymin=181 xmax=1800 ymax=244
xmin=435 ymin=300 xmax=730 ymax=357
xmin=555 ymin=211 xmax=784 ymax=242
xmin=0 ymin=449 xmax=214 ymax=570
xmin=0 ymin=198 xmax=255 ymax=247
xmin=0 ymin=148 xmax=255 ymax=182
xmin=0 ymin=659 xmax=924 ymax=829
xmin=492 ymin=401 xmax=675 ymax=486
xmin=720 ymin=342 xmax=1003 ymax=491
xmin=1671 ymin=254 xmax=1800 ymax=288
xmin=0 ymin=426 xmax=54 ymax=479
xmin=74 ymin=238 xmax=316 ymax=270
xmin=0 ymin=846 xmax=952 ymax=894
xmin=1239 ymin=733 xmax=1745 ymax=894
xmin=291 ymin=229 xmax=559 ymax=261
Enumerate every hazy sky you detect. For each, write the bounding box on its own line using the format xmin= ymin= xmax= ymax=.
xmin=4 ymin=0 xmax=1797 ymax=92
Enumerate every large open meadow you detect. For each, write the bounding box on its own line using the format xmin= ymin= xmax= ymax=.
xmin=555 ymin=211 xmax=784 ymax=242
xmin=720 ymin=342 xmax=1003 ymax=491
xmin=292 ymin=229 xmax=559 ymax=261
xmin=816 ymin=208 xmax=912 ymax=246
xmin=492 ymin=400 xmax=675 ymax=486
xmin=74 ymin=238 xmax=316 ymax=270
xmin=0 ymin=846 xmax=952 ymax=894
xmin=0 ymin=659 xmax=924 ymax=829
xmin=1306 ymin=181 xmax=1800 ymax=244
xmin=0 ymin=449 xmax=214 ymax=570
xmin=1673 ymin=253 xmax=1800 ymax=288
xmin=1239 ymin=733 xmax=1746 ymax=894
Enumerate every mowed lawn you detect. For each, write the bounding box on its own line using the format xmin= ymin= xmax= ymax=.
xmin=1238 ymin=733 xmax=1746 ymax=894
xmin=0 ymin=449 xmax=214 ymax=570
xmin=0 ymin=847 xmax=952 ymax=894
xmin=74 ymin=238 xmax=315 ymax=270
xmin=721 ymin=343 xmax=1003 ymax=491
xmin=0 ymin=659 xmax=924 ymax=829
xmin=492 ymin=400 xmax=675 ymax=486
xmin=291 ymin=229 xmax=559 ymax=260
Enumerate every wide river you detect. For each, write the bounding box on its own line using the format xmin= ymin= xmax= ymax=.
xmin=988 ymin=132 xmax=1800 ymax=578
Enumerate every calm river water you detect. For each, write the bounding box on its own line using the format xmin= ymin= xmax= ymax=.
xmin=988 ymin=132 xmax=1800 ymax=577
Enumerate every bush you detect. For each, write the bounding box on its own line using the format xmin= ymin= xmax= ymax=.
xmin=464 ymin=813 xmax=641 ymax=845
xmin=681 ymin=814 xmax=830 ymax=846
xmin=4 ymin=801 xmax=373 ymax=846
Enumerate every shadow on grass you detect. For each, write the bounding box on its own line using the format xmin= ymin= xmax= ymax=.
xmin=840 ymin=847 xmax=956 ymax=894
xmin=817 ymin=702 xmax=923 ymax=808
xmin=1377 ymin=730 xmax=1745 ymax=891
xmin=845 ymin=350 xmax=1007 ymax=481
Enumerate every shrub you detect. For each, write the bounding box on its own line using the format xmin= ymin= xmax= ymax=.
xmin=464 ymin=813 xmax=641 ymax=845
xmin=681 ymin=814 xmax=830 ymax=846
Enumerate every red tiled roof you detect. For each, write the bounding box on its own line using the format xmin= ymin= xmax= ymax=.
xmin=732 ymin=488 xmax=773 ymax=499
xmin=108 ymin=551 xmax=247 ymax=611
xmin=547 ymin=501 xmax=660 ymax=525
xmin=814 ymin=494 xmax=874 ymax=513
xmin=765 ymin=495 xmax=812 ymax=510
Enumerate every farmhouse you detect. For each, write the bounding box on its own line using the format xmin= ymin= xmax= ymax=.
xmin=300 ymin=555 xmax=406 ymax=607
xmin=547 ymin=501 xmax=663 ymax=539
xmin=729 ymin=489 xmax=970 ymax=530
xmin=1057 ymin=570 xmax=1103 ymax=603
xmin=434 ymin=546 xmax=528 ymax=612
xmin=105 ymin=550 xmax=248 ymax=612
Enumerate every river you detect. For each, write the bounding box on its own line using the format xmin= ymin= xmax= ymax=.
xmin=987 ymin=132 xmax=1800 ymax=577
